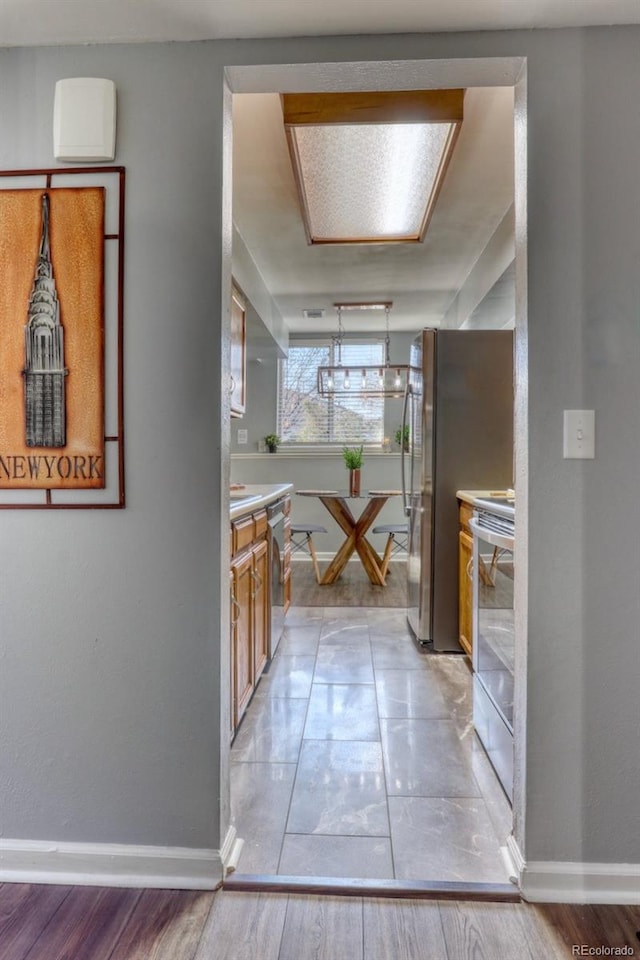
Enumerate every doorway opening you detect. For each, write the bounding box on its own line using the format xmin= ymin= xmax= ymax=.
xmin=221 ymin=55 xmax=527 ymax=893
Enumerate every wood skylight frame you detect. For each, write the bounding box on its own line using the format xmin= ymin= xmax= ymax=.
xmin=282 ymin=90 xmax=464 ymax=245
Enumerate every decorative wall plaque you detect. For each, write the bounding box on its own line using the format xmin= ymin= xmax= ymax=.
xmin=0 ymin=168 xmax=125 ymax=508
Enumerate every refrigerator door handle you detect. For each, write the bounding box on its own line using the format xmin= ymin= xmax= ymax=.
xmin=401 ymin=381 xmax=412 ymax=516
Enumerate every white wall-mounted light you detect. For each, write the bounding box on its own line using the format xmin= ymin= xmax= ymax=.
xmin=53 ymin=78 xmax=117 ymax=162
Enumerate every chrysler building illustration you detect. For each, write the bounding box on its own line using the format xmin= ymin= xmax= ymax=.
xmin=23 ymin=193 xmax=68 ymax=447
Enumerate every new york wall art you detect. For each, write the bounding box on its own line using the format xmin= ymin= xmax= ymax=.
xmin=0 ymin=169 xmax=125 ymax=508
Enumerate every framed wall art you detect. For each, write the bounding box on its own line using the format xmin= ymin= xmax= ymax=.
xmin=0 ymin=167 xmax=125 ymax=508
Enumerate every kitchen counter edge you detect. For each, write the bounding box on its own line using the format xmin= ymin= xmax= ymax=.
xmin=456 ymin=488 xmax=511 ymax=507
xmin=230 ymin=483 xmax=294 ymax=520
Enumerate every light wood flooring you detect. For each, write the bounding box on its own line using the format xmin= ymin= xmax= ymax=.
xmin=2 ymin=883 xmax=639 ymax=959
xmin=291 ymin=559 xmax=407 ymax=607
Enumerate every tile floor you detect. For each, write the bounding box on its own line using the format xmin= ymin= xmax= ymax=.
xmin=230 ymin=605 xmax=513 ymax=883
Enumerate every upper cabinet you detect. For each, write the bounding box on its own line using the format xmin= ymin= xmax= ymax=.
xmin=230 ymin=285 xmax=247 ymax=418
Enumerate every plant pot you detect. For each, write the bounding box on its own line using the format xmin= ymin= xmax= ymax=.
xmin=267 ymin=444 xmax=278 ymax=454
xmin=349 ymin=468 xmax=361 ymax=496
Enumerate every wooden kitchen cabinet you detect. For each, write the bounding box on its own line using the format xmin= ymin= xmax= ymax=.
xmin=230 ymin=286 xmax=246 ymax=418
xmin=230 ymin=507 xmax=269 ymax=735
xmin=252 ymin=538 xmax=269 ymax=681
xmin=283 ymin=495 xmax=292 ymax=616
xmin=458 ymin=500 xmax=474 ymax=658
xmin=231 ymin=549 xmax=254 ymax=728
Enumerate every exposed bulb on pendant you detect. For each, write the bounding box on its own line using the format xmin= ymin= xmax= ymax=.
xmin=394 ymin=368 xmax=402 ymax=389
xmin=344 ymin=370 xmax=350 ymax=389
xmin=361 ymin=368 xmax=367 ymax=388
xmin=327 ymin=373 xmax=334 ymax=390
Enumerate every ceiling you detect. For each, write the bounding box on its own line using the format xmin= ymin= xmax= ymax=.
xmin=0 ymin=0 xmax=638 ymax=45
xmin=4 ymin=1 xmax=635 ymax=337
xmin=233 ymin=86 xmax=515 ymax=334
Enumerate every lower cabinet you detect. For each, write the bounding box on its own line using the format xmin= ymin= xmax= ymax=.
xmin=252 ymin=539 xmax=269 ymax=682
xmin=230 ymin=511 xmax=269 ymax=735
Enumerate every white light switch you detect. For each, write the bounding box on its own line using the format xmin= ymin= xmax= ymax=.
xmin=237 ymin=429 xmax=248 ymax=445
xmin=563 ymin=410 xmax=595 ymax=459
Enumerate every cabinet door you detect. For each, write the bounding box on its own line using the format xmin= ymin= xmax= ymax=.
xmin=232 ymin=550 xmax=253 ymax=728
xmin=229 ymin=571 xmax=236 ymax=739
xmin=458 ymin=529 xmax=473 ymax=657
xmin=252 ymin=539 xmax=269 ymax=682
xmin=230 ymin=287 xmax=246 ymax=418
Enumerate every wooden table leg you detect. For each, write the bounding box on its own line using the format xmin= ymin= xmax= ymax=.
xmin=318 ymin=496 xmax=389 ymax=586
xmin=318 ymin=497 xmax=358 ymax=583
xmin=353 ymin=498 xmax=388 ymax=585
xmin=320 ymin=533 xmax=356 ymax=584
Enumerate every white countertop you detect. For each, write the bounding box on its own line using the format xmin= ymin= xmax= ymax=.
xmin=230 ymin=482 xmax=293 ymax=520
xmin=456 ymin=488 xmax=513 ymax=507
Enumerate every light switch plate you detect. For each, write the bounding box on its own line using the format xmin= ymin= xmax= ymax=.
xmin=237 ymin=429 xmax=248 ymax=445
xmin=563 ymin=410 xmax=595 ymax=459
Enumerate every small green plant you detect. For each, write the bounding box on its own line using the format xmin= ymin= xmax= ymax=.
xmin=342 ymin=444 xmax=364 ymax=469
xmin=395 ymin=424 xmax=410 ymax=450
xmin=264 ymin=433 xmax=280 ymax=452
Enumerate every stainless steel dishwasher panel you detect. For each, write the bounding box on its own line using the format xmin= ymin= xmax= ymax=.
xmin=267 ymin=499 xmax=286 ymax=657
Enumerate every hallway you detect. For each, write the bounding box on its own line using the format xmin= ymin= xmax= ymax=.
xmin=230 ymin=605 xmax=512 ymax=884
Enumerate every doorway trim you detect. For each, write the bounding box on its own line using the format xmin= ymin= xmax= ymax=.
xmin=220 ymin=54 xmax=528 ymax=887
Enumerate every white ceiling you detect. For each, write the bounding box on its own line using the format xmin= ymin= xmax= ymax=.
xmin=0 ymin=0 xmax=638 ymax=45
xmin=5 ymin=0 xmax=634 ymax=337
xmin=233 ymin=86 xmax=515 ymax=333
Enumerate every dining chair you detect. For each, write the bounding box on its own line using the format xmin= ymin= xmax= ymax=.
xmin=290 ymin=522 xmax=327 ymax=584
xmin=372 ymin=522 xmax=409 ymax=583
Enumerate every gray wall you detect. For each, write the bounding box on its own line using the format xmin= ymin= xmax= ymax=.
xmin=0 ymin=26 xmax=639 ymax=871
xmin=0 ymin=42 xmax=227 ymax=847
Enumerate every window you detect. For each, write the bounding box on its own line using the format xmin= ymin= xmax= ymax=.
xmin=278 ymin=340 xmax=385 ymax=445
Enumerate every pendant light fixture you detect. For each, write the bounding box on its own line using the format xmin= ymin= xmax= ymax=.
xmin=316 ymin=301 xmax=410 ymax=398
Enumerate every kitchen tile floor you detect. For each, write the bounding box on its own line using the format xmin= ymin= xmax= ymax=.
xmin=230 ymin=606 xmax=513 ymax=883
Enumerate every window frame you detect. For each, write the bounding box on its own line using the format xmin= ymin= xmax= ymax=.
xmin=277 ymin=336 xmax=387 ymax=448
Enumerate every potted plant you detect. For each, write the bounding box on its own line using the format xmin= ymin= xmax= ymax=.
xmin=342 ymin=444 xmax=364 ymax=496
xmin=264 ymin=433 xmax=280 ymax=453
xmin=395 ymin=424 xmax=410 ymax=452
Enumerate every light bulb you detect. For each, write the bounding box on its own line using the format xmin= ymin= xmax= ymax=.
xmin=394 ymin=369 xmax=401 ymax=389
xmin=378 ymin=368 xmax=384 ymax=386
xmin=327 ymin=373 xmax=334 ymax=390
xmin=344 ymin=370 xmax=350 ymax=389
xmin=361 ymin=369 xmax=367 ymax=388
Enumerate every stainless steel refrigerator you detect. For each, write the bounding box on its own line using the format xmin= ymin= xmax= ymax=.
xmin=401 ymin=328 xmax=514 ymax=651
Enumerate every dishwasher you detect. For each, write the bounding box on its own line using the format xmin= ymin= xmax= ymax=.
xmin=267 ymin=497 xmax=287 ymax=657
xmin=469 ymin=498 xmax=515 ymax=802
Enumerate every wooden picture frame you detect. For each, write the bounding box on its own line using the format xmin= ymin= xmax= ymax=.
xmin=0 ymin=167 xmax=125 ymax=508
xmin=230 ymin=284 xmax=247 ymax=418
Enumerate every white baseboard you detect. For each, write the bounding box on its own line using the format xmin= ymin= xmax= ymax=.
xmin=0 ymin=828 xmax=237 ymax=889
xmin=507 ymin=836 xmax=640 ymax=904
